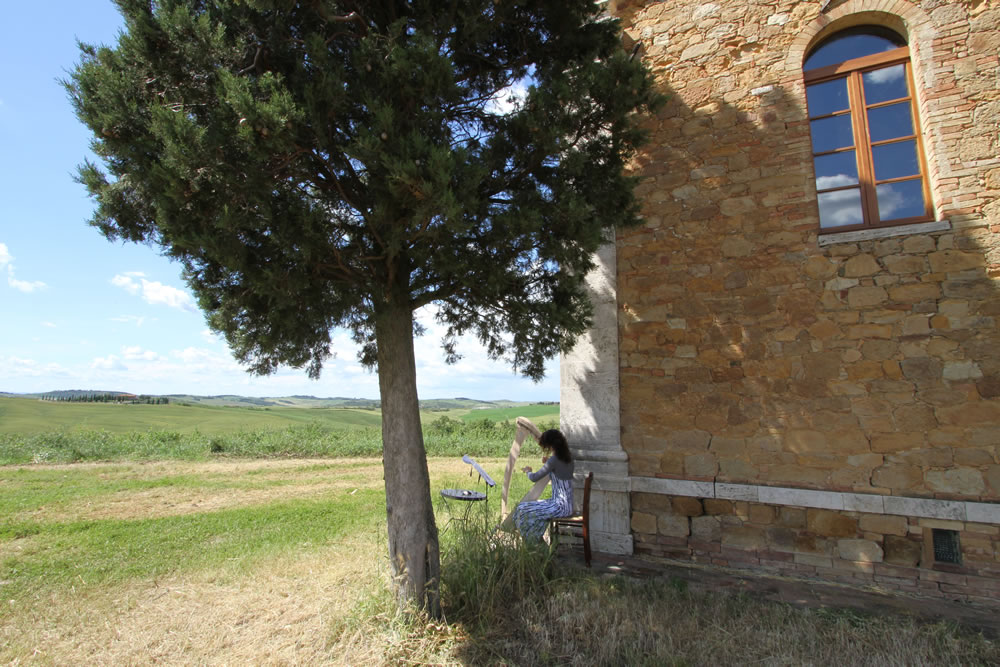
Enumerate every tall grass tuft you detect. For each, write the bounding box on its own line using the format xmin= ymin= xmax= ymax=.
xmin=439 ymin=520 xmax=557 ymax=632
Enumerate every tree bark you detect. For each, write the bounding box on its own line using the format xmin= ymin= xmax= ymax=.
xmin=375 ymin=299 xmax=442 ymax=617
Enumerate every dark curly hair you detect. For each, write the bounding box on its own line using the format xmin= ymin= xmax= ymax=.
xmin=539 ymin=429 xmax=572 ymax=464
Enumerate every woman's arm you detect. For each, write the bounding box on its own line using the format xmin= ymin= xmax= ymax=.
xmin=525 ymin=458 xmax=553 ymax=482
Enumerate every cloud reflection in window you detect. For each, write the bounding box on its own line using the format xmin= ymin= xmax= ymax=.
xmin=818 ymin=188 xmax=864 ymax=228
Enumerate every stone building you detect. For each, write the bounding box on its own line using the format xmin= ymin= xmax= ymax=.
xmin=561 ymin=0 xmax=1000 ymax=604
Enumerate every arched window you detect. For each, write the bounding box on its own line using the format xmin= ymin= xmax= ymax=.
xmin=804 ymin=27 xmax=932 ymax=232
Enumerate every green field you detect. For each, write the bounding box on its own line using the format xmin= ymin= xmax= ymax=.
xmin=459 ymin=403 xmax=559 ymax=423
xmin=0 ymin=396 xmax=558 ymax=465
xmin=0 ymin=397 xmax=556 ymax=436
xmin=0 ymin=397 xmax=382 ymax=435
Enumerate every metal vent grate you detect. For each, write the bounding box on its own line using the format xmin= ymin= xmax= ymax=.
xmin=932 ymin=529 xmax=961 ymax=564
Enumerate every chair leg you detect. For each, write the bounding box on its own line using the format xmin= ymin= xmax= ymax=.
xmin=582 ymin=519 xmax=591 ymax=567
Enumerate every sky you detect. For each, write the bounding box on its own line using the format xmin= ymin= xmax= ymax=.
xmin=0 ymin=2 xmax=558 ymax=401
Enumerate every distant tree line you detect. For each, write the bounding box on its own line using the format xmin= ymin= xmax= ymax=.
xmin=42 ymin=393 xmax=169 ymax=405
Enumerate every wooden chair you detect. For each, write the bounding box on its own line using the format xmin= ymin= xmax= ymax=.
xmin=550 ymin=471 xmax=593 ymax=567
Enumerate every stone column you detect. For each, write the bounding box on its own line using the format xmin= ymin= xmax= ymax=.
xmin=560 ymin=241 xmax=632 ymax=555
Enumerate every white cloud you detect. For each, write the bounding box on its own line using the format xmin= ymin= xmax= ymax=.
xmin=92 ymin=355 xmax=127 ymax=371
xmin=142 ymin=280 xmax=196 ymax=311
xmin=200 ymin=329 xmax=221 ymax=343
xmin=816 ymin=173 xmax=857 ymax=190
xmin=1 ymin=356 xmax=69 ymax=378
xmin=122 ymin=345 xmax=160 ymax=361
xmin=112 ymin=273 xmax=196 ymax=312
xmin=111 ymin=274 xmax=141 ymax=294
xmin=2 ymin=244 xmax=47 ymax=293
xmin=41 ymin=321 xmax=56 ymax=328
xmin=866 ymin=64 xmax=904 ymax=86
xmin=8 ymin=271 xmax=47 ymax=293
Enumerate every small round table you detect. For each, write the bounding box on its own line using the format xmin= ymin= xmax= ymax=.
xmin=439 ymin=488 xmax=487 ymax=530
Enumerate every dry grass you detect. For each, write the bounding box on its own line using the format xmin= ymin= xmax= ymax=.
xmin=5 ymin=540 xmax=377 ymax=665
xmin=0 ymin=457 xmax=492 ymax=666
xmin=3 ymin=457 xmax=997 ymax=666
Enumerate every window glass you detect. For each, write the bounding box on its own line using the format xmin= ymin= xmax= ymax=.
xmin=804 ymin=28 xmax=905 ymax=70
xmin=862 ymin=64 xmax=908 ymax=103
xmin=818 ymin=188 xmax=864 ymax=228
xmin=867 ymin=102 xmax=913 ymax=142
xmin=876 ymin=180 xmax=926 ymax=220
xmin=810 ymin=115 xmax=854 ymax=153
xmin=814 ymin=151 xmax=859 ymax=189
xmin=806 ymin=78 xmax=850 ymax=117
xmin=872 ymin=140 xmax=920 ymax=181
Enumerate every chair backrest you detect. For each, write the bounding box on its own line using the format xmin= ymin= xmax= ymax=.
xmin=582 ymin=471 xmax=593 ymax=521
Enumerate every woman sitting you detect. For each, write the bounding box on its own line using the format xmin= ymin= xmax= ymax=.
xmin=511 ymin=428 xmax=574 ymax=541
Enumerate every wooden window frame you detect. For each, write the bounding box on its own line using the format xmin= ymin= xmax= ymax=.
xmin=805 ymin=46 xmax=934 ymax=234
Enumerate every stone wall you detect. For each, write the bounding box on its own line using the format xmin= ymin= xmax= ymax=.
xmin=607 ymin=0 xmax=1000 ymax=598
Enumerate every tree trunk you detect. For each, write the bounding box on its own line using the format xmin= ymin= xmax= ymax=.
xmin=375 ymin=300 xmax=442 ymax=617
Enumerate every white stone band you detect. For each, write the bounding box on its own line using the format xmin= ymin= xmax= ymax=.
xmin=630 ymin=476 xmax=1000 ymax=525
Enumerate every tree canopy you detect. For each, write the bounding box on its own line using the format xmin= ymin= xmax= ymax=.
xmin=68 ymin=0 xmax=659 ymax=614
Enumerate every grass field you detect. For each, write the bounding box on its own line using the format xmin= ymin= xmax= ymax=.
xmin=0 ymin=396 xmax=384 ymax=434
xmin=2 ymin=458 xmax=996 ymax=665
xmin=459 ymin=403 xmax=559 ymax=423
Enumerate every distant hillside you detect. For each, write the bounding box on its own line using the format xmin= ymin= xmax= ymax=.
xmin=3 ymin=391 xmax=552 ymax=411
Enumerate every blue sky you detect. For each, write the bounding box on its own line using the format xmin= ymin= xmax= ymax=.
xmin=0 ymin=1 xmax=557 ymax=401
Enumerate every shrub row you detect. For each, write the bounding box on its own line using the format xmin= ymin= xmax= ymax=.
xmin=0 ymin=417 xmax=558 ymax=465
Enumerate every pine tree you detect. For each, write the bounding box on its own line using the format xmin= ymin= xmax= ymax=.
xmin=67 ymin=0 xmax=658 ymax=615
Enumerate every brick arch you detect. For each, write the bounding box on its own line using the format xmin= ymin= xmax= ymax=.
xmin=785 ymin=0 xmax=936 ymax=76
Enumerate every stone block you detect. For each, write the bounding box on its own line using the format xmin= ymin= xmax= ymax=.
xmin=966 ymin=502 xmax=1000 ymax=525
xmin=883 ymin=496 xmax=965 ymax=521
xmin=928 ymin=250 xmax=986 ymax=273
xmin=871 ymin=464 xmax=924 ymax=491
xmin=859 ymin=515 xmax=908 ymax=537
xmin=672 ymin=496 xmax=705 ymax=517
xmin=632 ymin=511 xmax=658 ymax=535
xmin=838 ymin=539 xmax=884 ymax=563
xmin=759 ymin=486 xmax=843 ymax=511
xmin=807 ymin=509 xmax=858 ymax=538
xmin=721 ymin=525 xmax=767 ymax=550
xmin=632 ymin=492 xmax=674 ymax=514
xmin=716 ymin=483 xmax=758 ymax=501
xmin=925 ymin=468 xmax=986 ymax=496
xmin=685 ymin=453 xmax=718 ymax=477
xmin=843 ymin=254 xmax=882 ymax=277
xmin=749 ymin=504 xmax=775 ymax=525
xmin=631 ymin=476 xmax=714 ymax=498
xmin=888 ymin=282 xmax=941 ymax=303
xmin=704 ymin=499 xmax=734 ymax=515
xmin=656 ymin=514 xmax=691 ymax=537
xmin=691 ymin=515 xmax=722 ymax=541
xmin=842 ymin=493 xmax=886 ymax=514
xmin=847 ymin=285 xmax=888 ymax=308
xmin=779 ymin=507 xmax=807 ymax=528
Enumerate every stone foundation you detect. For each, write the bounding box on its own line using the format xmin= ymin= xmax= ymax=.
xmin=632 ymin=489 xmax=1000 ymax=606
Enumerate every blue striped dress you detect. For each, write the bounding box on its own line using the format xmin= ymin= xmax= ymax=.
xmin=512 ymin=457 xmax=575 ymax=541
